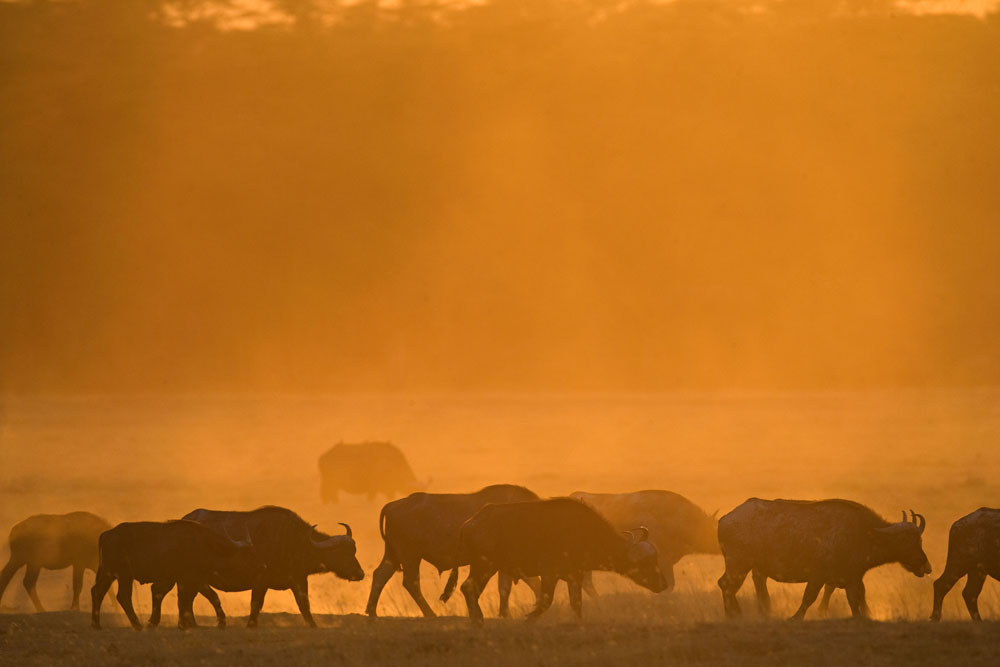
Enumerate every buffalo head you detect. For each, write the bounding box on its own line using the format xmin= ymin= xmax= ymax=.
xmin=875 ymin=509 xmax=931 ymax=577
xmin=310 ymin=523 xmax=365 ymax=581
xmin=620 ymin=526 xmax=669 ymax=593
xmin=222 ymin=525 xmax=266 ymax=579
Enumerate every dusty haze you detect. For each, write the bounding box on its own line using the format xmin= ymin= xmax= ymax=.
xmin=1 ymin=0 xmax=1000 ymax=657
xmin=2 ymin=0 xmax=1000 ymax=393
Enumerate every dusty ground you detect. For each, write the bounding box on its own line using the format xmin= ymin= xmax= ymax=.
xmin=1 ymin=611 xmax=999 ymax=666
xmin=1 ymin=391 xmax=999 ymax=663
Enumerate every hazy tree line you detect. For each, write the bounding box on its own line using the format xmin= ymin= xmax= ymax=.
xmin=2 ymin=1 xmax=999 ymax=392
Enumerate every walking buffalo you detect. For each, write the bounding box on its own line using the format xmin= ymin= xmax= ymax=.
xmin=90 ymin=520 xmax=263 ymax=630
xmin=0 ymin=511 xmax=111 ymax=612
xmin=931 ymin=507 xmax=1000 ymax=621
xmin=570 ymin=490 xmax=719 ymax=594
xmin=319 ymin=441 xmax=426 ymax=503
xmin=458 ymin=498 xmax=667 ymax=624
xmin=171 ymin=506 xmax=365 ymax=627
xmin=367 ymin=484 xmax=540 ymax=618
xmin=718 ymin=498 xmax=931 ymax=619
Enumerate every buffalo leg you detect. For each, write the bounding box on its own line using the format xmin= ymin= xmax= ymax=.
xmin=147 ymin=581 xmax=174 ymax=627
xmin=177 ymin=584 xmax=198 ymax=629
xmin=291 ymin=577 xmax=316 ymax=627
xmin=401 ymin=559 xmax=436 ymax=618
xmin=817 ymin=584 xmax=836 ymax=617
xmin=962 ymin=571 xmax=986 ymax=621
xmin=196 ymin=586 xmax=226 ymax=627
xmin=70 ymin=565 xmax=85 ymax=611
xmin=22 ymin=564 xmax=45 ymax=612
xmin=460 ymin=562 xmax=496 ymax=625
xmin=0 ymin=558 xmax=24 ymax=607
xmin=581 ymin=571 xmax=598 ymax=598
xmin=751 ymin=571 xmax=771 ymax=617
xmin=365 ymin=552 xmax=400 ymax=617
xmin=247 ymin=586 xmax=267 ymax=627
xmin=931 ymin=564 xmax=965 ymax=621
xmin=718 ymin=564 xmax=750 ymax=618
xmin=525 ymin=575 xmax=558 ymax=622
xmin=567 ymin=573 xmax=584 ymax=619
xmin=498 ymin=572 xmax=513 ymax=618
xmin=90 ymin=570 xmax=115 ymax=629
xmin=789 ymin=581 xmax=823 ymax=620
xmin=116 ymin=576 xmax=142 ymax=630
xmin=845 ymin=580 xmax=869 ymax=619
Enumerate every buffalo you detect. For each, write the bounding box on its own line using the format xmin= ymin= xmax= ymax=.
xmin=458 ymin=497 xmax=667 ymax=624
xmin=165 ymin=506 xmax=365 ymax=627
xmin=931 ymin=507 xmax=1000 ymax=621
xmin=570 ymin=490 xmax=719 ymax=594
xmin=91 ymin=520 xmax=263 ymax=630
xmin=319 ymin=441 xmax=426 ymax=503
xmin=367 ymin=484 xmax=540 ymax=618
xmin=0 ymin=511 xmax=111 ymax=612
xmin=718 ymin=498 xmax=932 ymax=619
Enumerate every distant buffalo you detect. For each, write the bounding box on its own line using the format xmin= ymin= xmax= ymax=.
xmin=367 ymin=484 xmax=540 ymax=618
xmin=570 ymin=490 xmax=719 ymax=594
xmin=718 ymin=498 xmax=931 ymax=619
xmin=458 ymin=498 xmax=667 ymax=623
xmin=91 ymin=520 xmax=263 ymax=630
xmin=168 ymin=506 xmax=365 ymax=627
xmin=319 ymin=441 xmax=426 ymax=503
xmin=0 ymin=511 xmax=111 ymax=612
xmin=931 ymin=507 xmax=1000 ymax=621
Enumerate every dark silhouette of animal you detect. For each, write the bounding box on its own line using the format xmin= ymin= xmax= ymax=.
xmin=570 ymin=490 xmax=719 ymax=595
xmin=367 ymin=484 xmax=540 ymax=618
xmin=718 ymin=498 xmax=931 ymax=619
xmin=458 ymin=497 xmax=667 ymax=624
xmin=0 ymin=511 xmax=111 ymax=612
xmin=931 ymin=507 xmax=1000 ymax=621
xmin=167 ymin=506 xmax=364 ymax=627
xmin=90 ymin=520 xmax=262 ymax=630
xmin=319 ymin=441 xmax=426 ymax=503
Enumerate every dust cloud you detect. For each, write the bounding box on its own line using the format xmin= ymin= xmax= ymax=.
xmin=1 ymin=0 xmax=1000 ymax=631
xmin=2 ymin=0 xmax=1000 ymax=394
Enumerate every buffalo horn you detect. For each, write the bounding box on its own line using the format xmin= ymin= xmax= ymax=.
xmin=901 ymin=510 xmax=908 ymax=524
xmin=339 ymin=522 xmax=353 ymax=539
xmin=910 ymin=509 xmax=926 ymax=534
xmin=631 ymin=526 xmax=649 ymax=543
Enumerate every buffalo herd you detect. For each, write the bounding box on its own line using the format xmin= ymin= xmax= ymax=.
xmin=1 ymin=488 xmax=998 ymax=628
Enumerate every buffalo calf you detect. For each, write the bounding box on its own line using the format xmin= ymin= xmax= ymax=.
xmin=91 ymin=520 xmax=262 ymax=630
xmin=459 ymin=498 xmax=667 ymax=624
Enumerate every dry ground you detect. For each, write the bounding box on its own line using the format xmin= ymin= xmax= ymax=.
xmin=1 ymin=391 xmax=999 ymax=663
xmin=1 ymin=610 xmax=999 ymax=667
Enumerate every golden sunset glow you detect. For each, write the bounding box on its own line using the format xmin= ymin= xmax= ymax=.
xmin=1 ymin=1 xmax=999 ymax=664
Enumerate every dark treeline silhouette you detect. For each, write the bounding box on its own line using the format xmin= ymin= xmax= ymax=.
xmin=2 ymin=1 xmax=999 ymax=392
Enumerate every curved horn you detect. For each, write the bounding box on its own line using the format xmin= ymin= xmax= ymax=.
xmin=632 ymin=526 xmax=649 ymax=542
xmin=910 ymin=510 xmax=926 ymax=534
xmin=621 ymin=530 xmax=637 ymax=544
xmin=339 ymin=522 xmax=352 ymax=539
xmin=901 ymin=510 xmax=908 ymax=524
